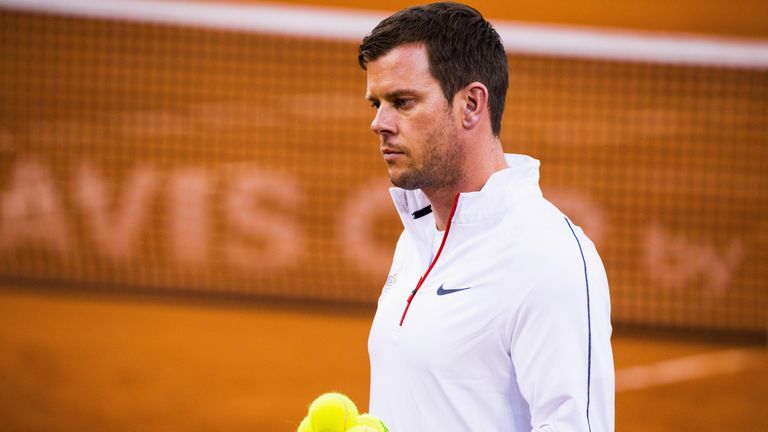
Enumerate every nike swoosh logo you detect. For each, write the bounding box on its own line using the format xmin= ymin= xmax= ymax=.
xmin=436 ymin=284 xmax=471 ymax=296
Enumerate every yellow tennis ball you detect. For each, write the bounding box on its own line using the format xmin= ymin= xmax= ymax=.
xmin=297 ymin=416 xmax=313 ymax=432
xmin=351 ymin=413 xmax=388 ymax=432
xmin=308 ymin=392 xmax=359 ymax=432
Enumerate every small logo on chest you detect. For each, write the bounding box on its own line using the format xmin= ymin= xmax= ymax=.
xmin=382 ymin=274 xmax=397 ymax=294
xmin=436 ymin=283 xmax=471 ymax=296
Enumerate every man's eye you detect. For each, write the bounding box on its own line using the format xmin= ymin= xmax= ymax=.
xmin=370 ymin=101 xmax=380 ymax=109
xmin=394 ymin=99 xmax=412 ymax=109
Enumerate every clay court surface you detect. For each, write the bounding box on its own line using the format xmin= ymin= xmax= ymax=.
xmin=0 ymin=289 xmax=765 ymax=432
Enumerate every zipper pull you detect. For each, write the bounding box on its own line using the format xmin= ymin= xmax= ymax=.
xmin=400 ymin=276 xmax=424 ymax=326
xmin=406 ymin=288 xmax=417 ymax=303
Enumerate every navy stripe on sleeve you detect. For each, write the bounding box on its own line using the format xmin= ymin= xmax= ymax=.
xmin=564 ymin=217 xmax=592 ymax=432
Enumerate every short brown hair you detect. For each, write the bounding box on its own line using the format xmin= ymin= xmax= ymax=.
xmin=359 ymin=2 xmax=508 ymax=136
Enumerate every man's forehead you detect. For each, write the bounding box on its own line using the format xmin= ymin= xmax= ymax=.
xmin=366 ymin=43 xmax=435 ymax=95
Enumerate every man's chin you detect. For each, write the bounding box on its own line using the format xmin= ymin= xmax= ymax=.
xmin=388 ymin=171 xmax=420 ymax=190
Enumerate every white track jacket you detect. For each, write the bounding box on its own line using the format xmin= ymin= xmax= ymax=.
xmin=369 ymin=154 xmax=614 ymax=431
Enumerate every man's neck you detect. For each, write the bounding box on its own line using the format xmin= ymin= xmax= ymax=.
xmin=424 ymin=148 xmax=507 ymax=231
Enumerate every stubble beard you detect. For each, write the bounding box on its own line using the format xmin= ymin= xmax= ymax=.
xmin=388 ymin=116 xmax=463 ymax=191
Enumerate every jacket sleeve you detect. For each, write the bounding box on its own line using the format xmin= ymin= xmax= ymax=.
xmin=507 ymin=221 xmax=614 ymax=432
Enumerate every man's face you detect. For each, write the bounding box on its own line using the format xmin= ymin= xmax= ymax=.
xmin=365 ymin=43 xmax=463 ymax=191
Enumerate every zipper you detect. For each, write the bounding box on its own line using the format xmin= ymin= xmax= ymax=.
xmin=399 ymin=193 xmax=460 ymax=326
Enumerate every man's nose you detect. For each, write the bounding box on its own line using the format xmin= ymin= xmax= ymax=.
xmin=370 ymin=105 xmax=396 ymax=136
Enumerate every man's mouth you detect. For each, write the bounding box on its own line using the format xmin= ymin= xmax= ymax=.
xmin=381 ymin=144 xmax=406 ymax=155
xmin=381 ymin=148 xmax=405 ymax=163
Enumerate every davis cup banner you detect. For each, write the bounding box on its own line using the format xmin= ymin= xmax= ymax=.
xmin=0 ymin=8 xmax=765 ymax=335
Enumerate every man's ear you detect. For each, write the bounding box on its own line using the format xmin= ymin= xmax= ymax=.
xmin=461 ymin=82 xmax=488 ymax=130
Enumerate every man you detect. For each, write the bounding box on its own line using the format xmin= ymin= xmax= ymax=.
xmin=359 ymin=3 xmax=614 ymax=431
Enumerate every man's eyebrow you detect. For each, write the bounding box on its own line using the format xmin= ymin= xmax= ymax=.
xmin=366 ymin=89 xmax=420 ymax=102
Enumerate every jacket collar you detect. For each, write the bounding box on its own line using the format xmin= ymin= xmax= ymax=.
xmin=389 ymin=153 xmax=543 ymax=233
